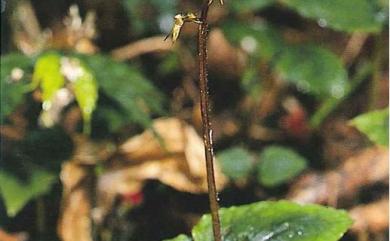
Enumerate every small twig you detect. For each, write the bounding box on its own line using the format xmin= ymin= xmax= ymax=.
xmin=341 ymin=33 xmax=368 ymax=65
xmin=368 ymin=35 xmax=384 ymax=110
xmin=111 ymin=35 xmax=173 ymax=60
xmin=287 ymin=146 xmax=388 ymax=204
xmin=198 ymin=1 xmax=222 ymax=241
xmin=36 ymin=197 xmax=46 ymax=240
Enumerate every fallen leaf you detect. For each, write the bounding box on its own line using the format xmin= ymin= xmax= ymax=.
xmin=287 ymin=146 xmax=388 ymax=205
xmin=57 ymin=135 xmax=114 ymax=241
xmin=58 ymin=118 xmax=227 ymax=236
xmin=349 ymin=197 xmax=388 ymax=233
xmin=72 ymin=135 xmax=116 ymax=165
xmin=96 ymin=118 xmax=227 ymax=221
xmin=58 ymin=162 xmax=93 ymax=241
xmin=116 ymin=118 xmax=226 ymax=190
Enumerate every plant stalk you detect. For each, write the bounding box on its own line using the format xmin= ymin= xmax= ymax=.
xmin=36 ymin=197 xmax=46 ymax=240
xmin=198 ymin=1 xmax=222 ymax=241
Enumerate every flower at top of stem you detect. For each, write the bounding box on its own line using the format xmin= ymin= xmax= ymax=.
xmin=164 ymin=13 xmax=202 ymax=43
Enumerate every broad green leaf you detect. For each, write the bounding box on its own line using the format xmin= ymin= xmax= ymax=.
xmin=164 ymin=234 xmax=192 ymax=241
xmin=257 ymin=146 xmax=307 ymax=187
xmin=350 ymin=108 xmax=389 ymax=146
xmin=81 ymin=54 xmax=165 ymax=128
xmin=70 ymin=58 xmax=99 ymax=135
xmin=310 ymin=62 xmax=372 ymax=128
xmin=32 ymin=52 xmax=65 ymax=108
xmin=230 ymin=0 xmax=274 ymax=13
xmin=274 ymin=45 xmax=348 ymax=99
xmin=192 ymin=201 xmax=352 ymax=241
xmin=217 ymin=147 xmax=255 ymax=180
xmin=0 ymin=167 xmax=56 ymax=217
xmin=282 ymin=0 xmax=383 ymax=32
xmin=222 ymin=22 xmax=284 ymax=60
xmin=0 ymin=53 xmax=33 ymax=122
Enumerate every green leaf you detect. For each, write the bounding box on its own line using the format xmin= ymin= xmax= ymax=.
xmin=164 ymin=234 xmax=192 ymax=241
xmin=282 ymin=0 xmax=383 ymax=33
xmin=309 ymin=62 xmax=372 ymax=128
xmin=70 ymin=58 xmax=99 ymax=135
xmin=257 ymin=146 xmax=307 ymax=187
xmin=350 ymin=108 xmax=389 ymax=146
xmin=0 ymin=167 xmax=56 ymax=217
xmin=222 ymin=22 xmax=284 ymax=60
xmin=32 ymin=52 xmax=65 ymax=107
xmin=274 ymin=45 xmax=348 ymax=99
xmin=217 ymin=147 xmax=255 ymax=180
xmin=229 ymin=0 xmax=274 ymax=13
xmin=192 ymin=201 xmax=352 ymax=241
xmin=0 ymin=53 xmax=33 ymax=122
xmin=80 ymin=54 xmax=165 ymax=128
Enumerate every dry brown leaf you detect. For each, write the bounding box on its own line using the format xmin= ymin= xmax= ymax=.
xmin=96 ymin=118 xmax=227 ymax=220
xmin=119 ymin=118 xmax=188 ymax=161
xmin=70 ymin=135 xmax=116 ymax=165
xmin=57 ymin=136 xmax=115 ymax=241
xmin=58 ymin=162 xmax=93 ymax=241
xmin=59 ymin=118 xmax=227 ymax=234
xmin=117 ymin=118 xmax=224 ymax=183
xmin=118 ymin=118 xmax=226 ymax=188
xmin=287 ymin=146 xmax=388 ymax=205
xmin=349 ymin=197 xmax=389 ymax=233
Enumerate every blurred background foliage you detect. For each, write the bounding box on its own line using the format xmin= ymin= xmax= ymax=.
xmin=0 ymin=0 xmax=388 ymax=240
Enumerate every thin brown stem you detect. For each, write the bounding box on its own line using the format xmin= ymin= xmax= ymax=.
xmin=369 ymin=35 xmax=384 ymax=110
xmin=198 ymin=1 xmax=222 ymax=241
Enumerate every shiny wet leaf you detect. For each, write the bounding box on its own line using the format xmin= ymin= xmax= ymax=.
xmin=282 ymin=0 xmax=384 ymax=32
xmin=274 ymin=45 xmax=348 ymax=99
xmin=191 ymin=201 xmax=352 ymax=241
